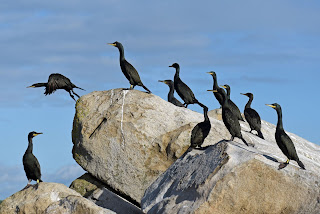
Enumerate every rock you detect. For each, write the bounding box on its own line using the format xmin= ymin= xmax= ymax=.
xmin=89 ymin=188 xmax=143 ymax=214
xmin=72 ymin=89 xmax=229 ymax=203
xmin=141 ymin=139 xmax=320 ymax=214
xmin=70 ymin=173 xmax=106 ymax=197
xmin=0 ymin=182 xmax=114 ymax=214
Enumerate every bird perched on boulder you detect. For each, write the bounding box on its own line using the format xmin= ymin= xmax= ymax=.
xmin=220 ymin=84 xmax=244 ymax=122
xmin=190 ymin=106 xmax=211 ymax=149
xmin=241 ymin=92 xmax=264 ymax=139
xmin=208 ymin=88 xmax=249 ymax=147
xmin=158 ymin=80 xmax=184 ymax=107
xmin=266 ymin=103 xmax=305 ymax=170
xmin=108 ymin=41 xmax=151 ymax=93
xmin=23 ymin=131 xmax=43 ymax=189
xmin=27 ymin=73 xmax=84 ymax=101
xmin=169 ymin=63 xmax=204 ymax=108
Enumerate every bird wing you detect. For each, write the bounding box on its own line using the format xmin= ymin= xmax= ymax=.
xmin=122 ymin=60 xmax=142 ymax=85
xmin=279 ymin=131 xmax=299 ymax=160
xmin=244 ymin=108 xmax=261 ymax=128
xmin=223 ymin=108 xmax=240 ymax=137
xmin=46 ymin=73 xmax=72 ymax=94
xmin=171 ymin=97 xmax=184 ymax=107
xmin=191 ymin=124 xmax=202 ymax=146
xmin=175 ymin=79 xmax=195 ymax=103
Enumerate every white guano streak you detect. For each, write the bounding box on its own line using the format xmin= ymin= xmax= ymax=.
xmin=120 ymin=90 xmax=128 ymax=147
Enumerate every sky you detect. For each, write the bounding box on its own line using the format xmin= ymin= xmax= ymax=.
xmin=0 ymin=0 xmax=319 ymax=199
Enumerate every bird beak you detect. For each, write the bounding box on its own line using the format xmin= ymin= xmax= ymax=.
xmin=206 ymin=72 xmax=213 ymax=75
xmin=207 ymin=89 xmax=218 ymax=92
xmin=33 ymin=132 xmax=43 ymax=137
xmin=240 ymin=93 xmax=247 ymax=96
xmin=107 ymin=43 xmax=116 ymax=46
xmin=265 ymin=104 xmax=276 ymax=109
xmin=168 ymin=65 xmax=173 ymax=67
xmin=158 ymin=80 xmax=164 ymax=83
xmin=220 ymin=85 xmax=227 ymax=89
xmin=27 ymin=85 xmax=35 ymax=88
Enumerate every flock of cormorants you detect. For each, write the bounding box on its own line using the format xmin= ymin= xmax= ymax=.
xmin=22 ymin=41 xmax=305 ymax=189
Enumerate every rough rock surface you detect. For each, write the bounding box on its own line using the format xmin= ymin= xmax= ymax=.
xmin=141 ymin=139 xmax=320 ymax=214
xmin=70 ymin=173 xmax=106 ymax=197
xmin=0 ymin=182 xmax=114 ymax=214
xmin=72 ymin=89 xmax=230 ymax=203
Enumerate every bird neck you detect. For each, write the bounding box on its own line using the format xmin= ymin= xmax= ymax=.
xmin=225 ymin=88 xmax=230 ymax=99
xmin=167 ymin=83 xmax=175 ymax=101
xmin=117 ymin=45 xmax=125 ymax=61
xmin=174 ymin=66 xmax=181 ymax=79
xmin=204 ymin=109 xmax=209 ymax=122
xmin=33 ymin=83 xmax=47 ymax=88
xmin=245 ymin=96 xmax=253 ymax=109
xmin=26 ymin=137 xmax=33 ymax=154
xmin=212 ymin=76 xmax=218 ymax=90
xmin=276 ymin=108 xmax=284 ymax=130
xmin=221 ymin=89 xmax=229 ymax=108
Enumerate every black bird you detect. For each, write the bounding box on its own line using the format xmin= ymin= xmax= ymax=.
xmin=158 ymin=80 xmax=184 ymax=107
xmin=266 ymin=103 xmax=305 ymax=170
xmin=23 ymin=132 xmax=43 ymax=189
xmin=108 ymin=41 xmax=151 ymax=93
xmin=190 ymin=106 xmax=211 ymax=148
xmin=241 ymin=93 xmax=264 ymax=139
xmin=208 ymin=88 xmax=249 ymax=146
xmin=27 ymin=73 xmax=84 ymax=101
xmin=220 ymin=84 xmax=244 ymax=122
xmin=169 ymin=63 xmax=204 ymax=108
xmin=207 ymin=71 xmax=224 ymax=106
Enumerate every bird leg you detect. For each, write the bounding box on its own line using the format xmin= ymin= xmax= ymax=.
xmin=278 ymin=159 xmax=289 ymax=170
xmin=22 ymin=179 xmax=32 ymax=190
xmin=230 ymin=136 xmax=234 ymax=141
xmin=72 ymin=90 xmax=80 ymax=98
xmin=68 ymin=91 xmax=77 ymax=101
xmin=33 ymin=179 xmax=41 ymax=190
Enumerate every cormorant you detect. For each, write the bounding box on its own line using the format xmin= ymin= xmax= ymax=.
xmin=23 ymin=131 xmax=43 ymax=188
xmin=27 ymin=73 xmax=84 ymax=101
xmin=207 ymin=71 xmax=224 ymax=106
xmin=266 ymin=103 xmax=305 ymax=170
xmin=169 ymin=63 xmax=204 ymax=108
xmin=241 ymin=93 xmax=264 ymax=139
xmin=220 ymin=84 xmax=244 ymax=121
xmin=190 ymin=106 xmax=211 ymax=148
xmin=158 ymin=80 xmax=184 ymax=107
xmin=108 ymin=41 xmax=151 ymax=93
xmin=208 ymin=88 xmax=249 ymax=146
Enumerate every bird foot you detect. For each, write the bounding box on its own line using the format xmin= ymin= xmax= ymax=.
xmin=22 ymin=184 xmax=32 ymax=191
xmin=33 ymin=183 xmax=40 ymax=190
xmin=278 ymin=162 xmax=289 ymax=170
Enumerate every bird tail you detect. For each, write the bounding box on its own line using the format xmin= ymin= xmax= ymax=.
xmin=241 ymin=137 xmax=249 ymax=146
xmin=297 ymin=159 xmax=305 ymax=170
xmin=141 ymin=84 xmax=152 ymax=93
xmin=75 ymin=86 xmax=85 ymax=91
xmin=195 ymin=100 xmax=206 ymax=108
xmin=257 ymin=130 xmax=264 ymax=139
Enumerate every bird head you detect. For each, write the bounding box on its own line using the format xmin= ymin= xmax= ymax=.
xmin=220 ymin=84 xmax=230 ymax=90
xmin=206 ymin=71 xmax=216 ymax=77
xmin=107 ymin=41 xmax=122 ymax=48
xmin=169 ymin=63 xmax=179 ymax=69
xmin=240 ymin=92 xmax=253 ymax=98
xmin=266 ymin=103 xmax=281 ymax=110
xmin=158 ymin=80 xmax=172 ymax=86
xmin=28 ymin=131 xmax=43 ymax=139
xmin=27 ymin=83 xmax=46 ymax=88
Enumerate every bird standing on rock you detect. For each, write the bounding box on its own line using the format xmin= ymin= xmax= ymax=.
xmin=190 ymin=106 xmax=211 ymax=149
xmin=23 ymin=131 xmax=43 ymax=189
xmin=241 ymin=93 xmax=264 ymax=139
xmin=220 ymin=84 xmax=244 ymax=122
xmin=27 ymin=73 xmax=84 ymax=101
xmin=169 ymin=63 xmax=204 ymax=108
xmin=208 ymin=88 xmax=250 ymax=147
xmin=266 ymin=103 xmax=305 ymax=170
xmin=207 ymin=71 xmax=224 ymax=107
xmin=108 ymin=41 xmax=151 ymax=93
xmin=158 ymin=80 xmax=184 ymax=107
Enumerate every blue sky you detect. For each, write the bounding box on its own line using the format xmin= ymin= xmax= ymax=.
xmin=0 ymin=0 xmax=319 ymax=199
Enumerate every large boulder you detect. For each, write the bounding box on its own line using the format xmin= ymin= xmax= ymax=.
xmin=72 ymin=89 xmax=230 ymax=203
xmin=70 ymin=173 xmax=106 ymax=197
xmin=0 ymin=182 xmax=114 ymax=214
xmin=141 ymin=139 xmax=320 ymax=214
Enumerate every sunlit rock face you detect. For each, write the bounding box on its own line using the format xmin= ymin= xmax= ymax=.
xmin=72 ymin=88 xmax=229 ymax=203
xmin=0 ymin=183 xmax=114 ymax=214
xmin=72 ymin=88 xmax=320 ymax=212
